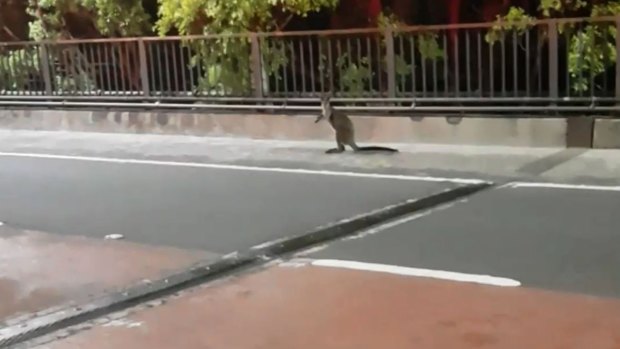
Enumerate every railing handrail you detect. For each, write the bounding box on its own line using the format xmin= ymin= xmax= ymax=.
xmin=1 ymin=15 xmax=620 ymax=47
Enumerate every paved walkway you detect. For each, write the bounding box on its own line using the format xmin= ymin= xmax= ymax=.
xmin=0 ymin=227 xmax=204 ymax=324
xmin=30 ymin=262 xmax=620 ymax=349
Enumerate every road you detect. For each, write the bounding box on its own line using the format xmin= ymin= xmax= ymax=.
xmin=0 ymin=155 xmax=458 ymax=252
xmin=309 ymin=183 xmax=620 ymax=298
xmin=0 ymin=132 xmax=619 ymax=348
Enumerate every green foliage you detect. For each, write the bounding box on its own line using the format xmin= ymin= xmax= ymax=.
xmin=566 ymin=1 xmax=620 ymax=92
xmin=377 ymin=12 xmax=403 ymax=32
xmin=53 ymin=71 xmax=94 ymax=93
xmin=335 ymin=53 xmax=372 ymax=94
xmin=538 ymin=0 xmax=587 ymax=18
xmin=377 ymin=11 xmax=413 ymax=93
xmin=187 ymin=36 xmax=252 ymax=95
xmin=417 ymin=32 xmax=444 ymax=61
xmin=0 ymin=48 xmax=40 ymax=91
xmin=485 ymin=7 xmax=535 ymax=44
xmin=156 ymin=0 xmax=338 ymax=35
xmin=27 ymin=0 xmax=151 ymax=40
xmin=259 ymin=38 xmax=290 ymax=94
xmin=158 ymin=0 xmax=337 ymax=96
xmin=80 ymin=0 xmax=151 ymax=36
xmin=187 ymin=35 xmax=290 ymax=96
xmin=568 ymin=24 xmax=616 ymax=92
xmin=486 ymin=0 xmax=620 ymax=93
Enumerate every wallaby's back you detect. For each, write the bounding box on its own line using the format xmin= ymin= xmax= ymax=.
xmin=328 ymin=109 xmax=356 ymax=145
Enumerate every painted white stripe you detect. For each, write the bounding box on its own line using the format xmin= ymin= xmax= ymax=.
xmin=251 ymin=237 xmax=290 ymax=250
xmin=506 ymin=181 xmax=620 ymax=192
xmin=343 ymin=201 xmax=458 ymax=241
xmin=308 ymin=259 xmax=521 ymax=287
xmin=0 ymin=151 xmax=487 ymax=185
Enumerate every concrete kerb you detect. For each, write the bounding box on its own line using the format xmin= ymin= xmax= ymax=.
xmin=0 ymin=181 xmax=493 ymax=348
xmin=0 ymin=109 xmax=571 ymax=148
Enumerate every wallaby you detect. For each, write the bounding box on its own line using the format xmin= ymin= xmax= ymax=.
xmin=314 ymin=96 xmax=399 ymax=154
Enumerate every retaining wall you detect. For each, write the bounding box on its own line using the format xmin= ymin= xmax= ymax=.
xmin=0 ymin=109 xmax=616 ymax=148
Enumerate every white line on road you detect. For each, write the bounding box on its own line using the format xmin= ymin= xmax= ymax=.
xmin=250 ymin=237 xmax=291 ymax=250
xmin=505 ymin=182 xmax=620 ymax=192
xmin=342 ymin=201 xmax=459 ymax=241
xmin=303 ymin=259 xmax=521 ymax=287
xmin=0 ymin=151 xmax=487 ymax=185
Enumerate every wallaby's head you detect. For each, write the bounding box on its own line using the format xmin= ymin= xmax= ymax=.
xmin=315 ymin=94 xmax=332 ymax=123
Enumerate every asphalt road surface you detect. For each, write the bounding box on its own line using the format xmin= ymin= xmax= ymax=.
xmin=1 ymin=152 xmax=618 ymax=299
xmin=309 ymin=183 xmax=620 ymax=298
xmin=0 ymin=155 xmax=457 ymax=253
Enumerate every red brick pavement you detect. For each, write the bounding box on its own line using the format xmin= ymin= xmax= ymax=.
xmin=0 ymin=226 xmax=205 ymax=322
xmin=35 ymin=261 xmax=620 ymax=349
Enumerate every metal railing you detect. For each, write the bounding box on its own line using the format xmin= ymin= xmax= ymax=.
xmin=1 ymin=16 xmax=620 ymax=113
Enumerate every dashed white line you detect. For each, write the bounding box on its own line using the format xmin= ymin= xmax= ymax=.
xmin=304 ymin=259 xmax=521 ymax=287
xmin=0 ymin=151 xmax=487 ymax=185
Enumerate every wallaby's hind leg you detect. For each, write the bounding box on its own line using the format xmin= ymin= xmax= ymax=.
xmin=326 ymin=133 xmax=347 ymax=153
xmin=326 ymin=142 xmax=345 ymax=153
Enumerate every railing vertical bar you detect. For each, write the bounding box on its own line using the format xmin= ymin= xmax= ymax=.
xmin=299 ymin=38 xmax=307 ymax=95
xmin=138 ymin=39 xmax=150 ymax=97
xmin=385 ymin=29 xmax=396 ymax=98
xmin=525 ymin=29 xmax=530 ymax=97
xmin=548 ymin=20 xmax=559 ymax=100
xmin=501 ymin=31 xmax=506 ymax=96
xmin=616 ymin=18 xmax=620 ymax=103
xmin=250 ymin=34 xmax=263 ymax=98
xmin=512 ymin=30 xmax=518 ymax=97
xmin=442 ymin=31 xmax=449 ymax=96
xmin=465 ymin=29 xmax=471 ymax=95
xmin=409 ymin=34 xmax=417 ymax=98
xmin=39 ymin=44 xmax=53 ymax=96
xmin=454 ymin=30 xmax=460 ymax=97
xmin=477 ymin=30 xmax=483 ymax=97
xmin=308 ymin=36 xmax=316 ymax=96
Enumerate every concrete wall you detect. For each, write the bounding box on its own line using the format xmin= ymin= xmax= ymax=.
xmin=593 ymin=119 xmax=620 ymax=149
xmin=0 ymin=108 xmax=598 ymax=148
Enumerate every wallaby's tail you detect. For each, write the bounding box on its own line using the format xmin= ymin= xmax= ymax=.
xmin=355 ymin=146 xmax=399 ymax=153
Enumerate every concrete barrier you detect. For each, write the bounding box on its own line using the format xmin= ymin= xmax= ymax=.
xmin=593 ymin=119 xmax=620 ymax=149
xmin=0 ymin=109 xmax=570 ymax=148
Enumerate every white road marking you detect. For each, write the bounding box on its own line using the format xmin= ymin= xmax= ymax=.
xmin=102 ymin=319 xmax=143 ymax=328
xmin=343 ymin=201 xmax=458 ymax=241
xmin=251 ymin=237 xmax=291 ymax=250
xmin=104 ymin=234 xmax=124 ymax=240
xmin=299 ymin=259 xmax=521 ymax=287
xmin=294 ymin=244 xmax=330 ymax=256
xmin=0 ymin=151 xmax=487 ymax=185
xmin=505 ymin=182 xmax=620 ymax=192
